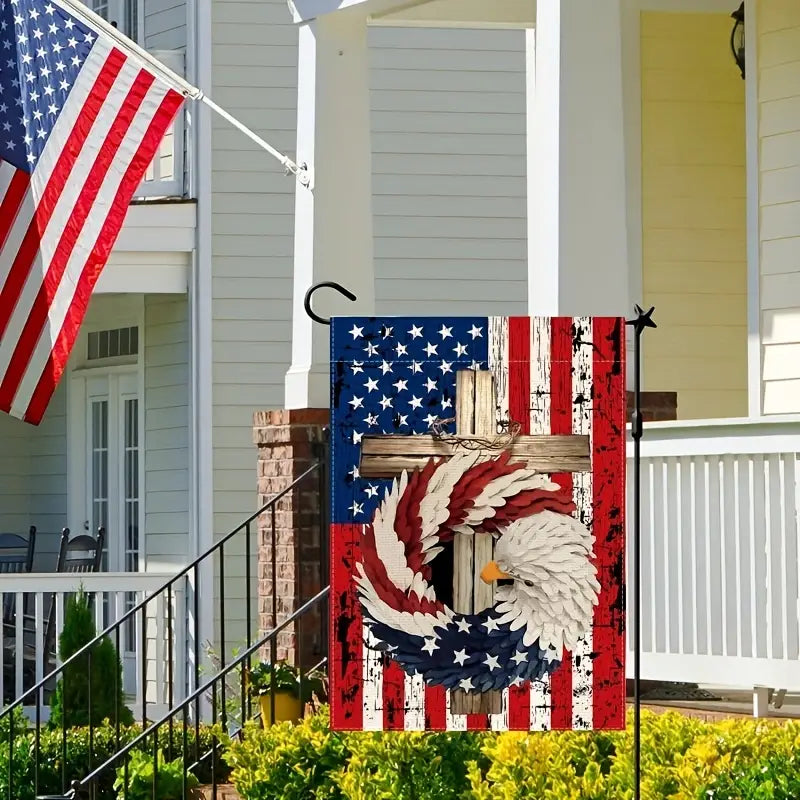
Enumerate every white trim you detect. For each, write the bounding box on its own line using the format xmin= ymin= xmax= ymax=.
xmin=622 ymin=0 xmax=642 ymax=391
xmin=638 ymin=0 xmax=738 ymax=11
xmin=368 ymin=18 xmax=533 ymax=29
xmin=94 ymin=264 xmax=189 ymax=294
xmin=629 ymin=416 xmax=800 ymax=458
xmin=744 ymin=0 xmax=761 ymax=418
xmin=135 ymin=0 xmax=144 ymax=44
xmin=66 ymin=305 xmax=145 ymax=573
xmin=635 ymin=413 xmax=800 ymax=431
xmin=630 ymin=652 xmax=800 ymax=692
xmin=192 ymin=0 xmax=215 ymax=674
xmin=137 ymin=311 xmax=146 ymax=572
xmin=289 ymin=0 xmax=391 ymax=23
xmin=524 ymin=28 xmax=535 ymax=315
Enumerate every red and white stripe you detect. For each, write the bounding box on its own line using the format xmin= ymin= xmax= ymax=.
xmin=0 ymin=37 xmax=183 ymax=425
xmin=330 ymin=316 xmax=625 ymax=731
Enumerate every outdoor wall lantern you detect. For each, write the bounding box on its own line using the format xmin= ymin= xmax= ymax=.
xmin=730 ymin=2 xmax=745 ymax=79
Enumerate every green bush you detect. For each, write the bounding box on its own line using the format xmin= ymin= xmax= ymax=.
xmin=113 ymin=749 xmax=199 ymax=800
xmin=337 ymin=727 xmax=488 ymax=800
xmin=223 ymin=707 xmax=800 ymax=800
xmin=49 ymin=589 xmax=134 ymax=728
xmin=706 ymin=752 xmax=800 ymax=799
xmin=0 ymin=720 xmax=229 ymax=800
xmin=223 ymin=711 xmax=349 ymax=800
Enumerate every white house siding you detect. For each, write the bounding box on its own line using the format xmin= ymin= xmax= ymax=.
xmin=758 ymin=2 xmax=800 ymax=414
xmin=0 ymin=382 xmax=68 ymax=570
xmin=208 ymin=10 xmax=527 ymax=645
xmin=0 ymin=391 xmax=66 ymax=570
xmin=144 ymin=0 xmax=186 ymax=51
xmin=26 ymin=385 xmax=68 ymax=570
xmin=370 ymin=26 xmax=528 ymax=316
xmin=210 ymin=0 xmax=296 ymax=648
xmin=0 ymin=415 xmax=31 ymax=535
xmin=144 ymin=294 xmax=190 ymax=571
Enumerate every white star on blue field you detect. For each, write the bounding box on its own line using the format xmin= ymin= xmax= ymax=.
xmin=0 ymin=0 xmax=95 ymax=170
xmin=331 ymin=317 xmax=489 ymax=525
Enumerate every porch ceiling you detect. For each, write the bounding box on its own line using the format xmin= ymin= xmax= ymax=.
xmin=289 ymin=0 xmax=535 ymax=27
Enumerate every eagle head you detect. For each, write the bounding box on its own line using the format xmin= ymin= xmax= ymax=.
xmin=480 ymin=510 xmax=601 ymax=657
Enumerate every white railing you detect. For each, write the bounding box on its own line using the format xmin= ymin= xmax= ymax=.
xmin=1 ymin=572 xmax=193 ymax=717
xmin=132 ymin=49 xmax=188 ymax=200
xmin=627 ymin=416 xmax=800 ymax=692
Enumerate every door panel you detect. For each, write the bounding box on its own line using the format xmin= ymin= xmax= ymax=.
xmin=72 ymin=371 xmax=142 ymax=685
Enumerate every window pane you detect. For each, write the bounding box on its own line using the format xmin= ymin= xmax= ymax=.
xmin=124 ymin=397 xmax=140 ymax=651
xmin=91 ymin=400 xmax=109 ymax=542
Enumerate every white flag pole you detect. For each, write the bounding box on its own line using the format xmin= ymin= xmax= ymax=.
xmin=198 ymin=97 xmax=309 ymax=183
xmin=56 ymin=0 xmax=309 ymax=183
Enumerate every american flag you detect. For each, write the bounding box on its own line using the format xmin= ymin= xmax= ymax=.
xmin=0 ymin=0 xmax=185 ymax=424
xmin=330 ymin=316 xmax=627 ymax=732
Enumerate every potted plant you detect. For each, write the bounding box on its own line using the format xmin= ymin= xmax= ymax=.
xmin=248 ymin=660 xmax=326 ymax=727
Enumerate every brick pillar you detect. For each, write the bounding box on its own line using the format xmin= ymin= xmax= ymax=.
xmin=627 ymin=391 xmax=678 ymax=422
xmin=253 ymin=409 xmax=329 ymax=667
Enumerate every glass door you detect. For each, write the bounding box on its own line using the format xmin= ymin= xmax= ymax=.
xmin=80 ymin=372 xmax=141 ymax=686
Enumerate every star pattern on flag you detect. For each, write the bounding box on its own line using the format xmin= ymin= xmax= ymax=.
xmin=332 ymin=317 xmax=488 ymax=523
xmin=0 ymin=0 xmax=94 ymax=170
xmin=367 ymin=604 xmax=554 ymax=694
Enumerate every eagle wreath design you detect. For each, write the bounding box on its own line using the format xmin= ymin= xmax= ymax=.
xmin=355 ymin=450 xmax=601 ymax=693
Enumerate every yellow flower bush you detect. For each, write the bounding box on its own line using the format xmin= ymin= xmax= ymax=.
xmin=223 ymin=706 xmax=800 ymax=800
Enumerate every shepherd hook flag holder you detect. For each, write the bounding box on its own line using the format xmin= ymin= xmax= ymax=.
xmin=625 ymin=303 xmax=656 ymax=800
xmin=304 ymin=281 xmax=656 ymax=800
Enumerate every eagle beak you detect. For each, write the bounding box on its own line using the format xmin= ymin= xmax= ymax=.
xmin=480 ymin=560 xmax=511 ymax=584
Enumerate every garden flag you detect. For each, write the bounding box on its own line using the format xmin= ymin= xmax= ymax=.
xmin=0 ymin=0 xmax=187 ymax=424
xmin=330 ymin=316 xmax=626 ymax=732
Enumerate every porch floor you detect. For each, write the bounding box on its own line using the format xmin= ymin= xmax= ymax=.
xmin=635 ymin=687 xmax=800 ymax=722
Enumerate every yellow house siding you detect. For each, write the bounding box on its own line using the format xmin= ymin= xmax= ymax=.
xmin=758 ymin=1 xmax=800 ymax=415
xmin=641 ymin=12 xmax=747 ymax=420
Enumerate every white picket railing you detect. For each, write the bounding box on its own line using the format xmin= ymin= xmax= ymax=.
xmin=627 ymin=416 xmax=800 ymax=692
xmin=1 ymin=572 xmax=192 ymax=717
xmin=132 ymin=49 xmax=188 ymax=200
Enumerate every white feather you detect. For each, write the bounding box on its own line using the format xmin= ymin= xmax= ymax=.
xmin=370 ymin=473 xmax=417 ymax=591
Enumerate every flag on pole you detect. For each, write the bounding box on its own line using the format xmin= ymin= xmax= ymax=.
xmin=329 ymin=316 xmax=626 ymax=731
xmin=0 ymin=0 xmax=187 ymax=424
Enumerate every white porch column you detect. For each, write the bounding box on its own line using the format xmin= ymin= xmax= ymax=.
xmin=286 ymin=11 xmax=376 ymax=410
xmin=528 ymin=0 xmax=631 ymax=318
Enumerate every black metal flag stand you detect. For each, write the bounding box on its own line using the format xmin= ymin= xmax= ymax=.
xmin=625 ymin=304 xmax=656 ymax=800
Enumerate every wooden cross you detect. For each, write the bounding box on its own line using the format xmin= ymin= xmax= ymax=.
xmin=359 ymin=369 xmax=590 ymax=716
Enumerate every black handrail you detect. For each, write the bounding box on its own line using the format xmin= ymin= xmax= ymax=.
xmin=0 ymin=461 xmax=322 ymax=719
xmin=75 ymin=587 xmax=330 ymax=796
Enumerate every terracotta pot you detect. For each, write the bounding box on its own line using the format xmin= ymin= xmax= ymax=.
xmin=259 ymin=691 xmax=303 ymax=726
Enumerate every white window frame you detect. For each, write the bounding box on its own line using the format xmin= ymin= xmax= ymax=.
xmin=90 ymin=0 xmax=144 ymax=44
xmin=66 ymin=298 xmax=146 ymax=575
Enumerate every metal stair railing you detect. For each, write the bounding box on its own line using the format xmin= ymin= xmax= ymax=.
xmin=2 ymin=442 xmax=329 ymax=800
xmin=70 ymin=587 xmax=330 ymax=800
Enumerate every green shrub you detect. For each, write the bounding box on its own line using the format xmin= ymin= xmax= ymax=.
xmin=223 ymin=709 xmax=349 ymax=800
xmin=113 ymin=749 xmax=199 ymax=800
xmin=223 ymin=707 xmax=800 ymax=800
xmin=338 ymin=728 xmax=489 ymax=800
xmin=48 ymin=589 xmax=134 ymax=728
xmin=0 ymin=720 xmax=228 ymax=800
xmin=705 ymin=752 xmax=800 ymax=799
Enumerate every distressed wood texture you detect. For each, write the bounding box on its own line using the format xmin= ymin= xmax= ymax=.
xmin=450 ymin=370 xmax=501 ymax=715
xmin=359 ymin=435 xmax=590 ymax=477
